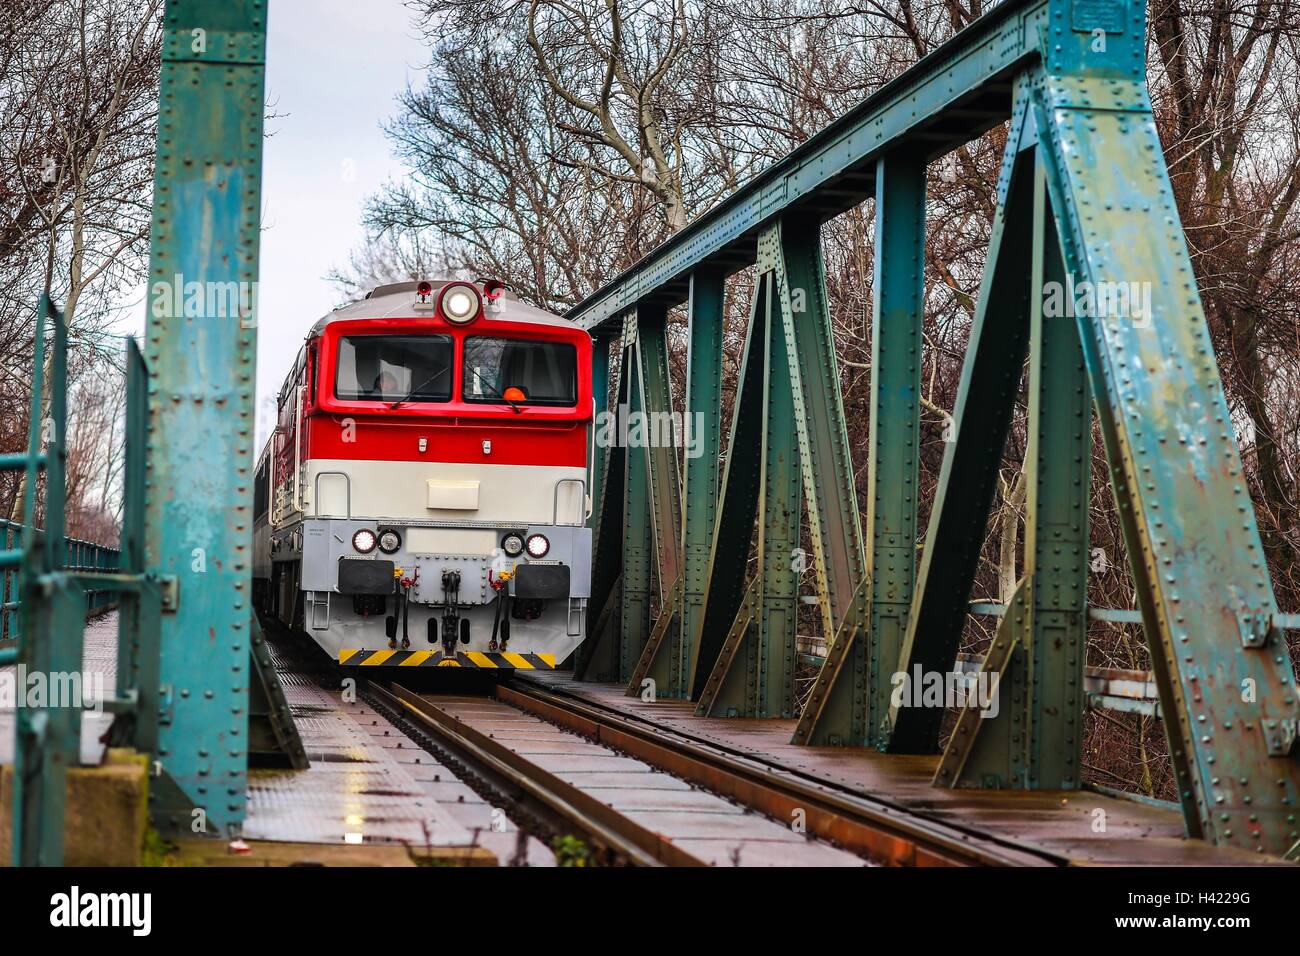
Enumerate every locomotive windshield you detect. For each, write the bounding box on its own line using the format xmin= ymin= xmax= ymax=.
xmin=463 ymin=337 xmax=577 ymax=406
xmin=335 ymin=334 xmax=453 ymax=403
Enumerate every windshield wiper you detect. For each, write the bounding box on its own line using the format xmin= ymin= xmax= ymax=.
xmin=468 ymin=367 xmax=523 ymax=414
xmin=389 ymin=365 xmax=451 ymax=409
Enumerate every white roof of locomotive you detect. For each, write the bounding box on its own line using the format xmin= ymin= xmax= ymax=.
xmin=309 ymin=279 xmax=576 ymax=336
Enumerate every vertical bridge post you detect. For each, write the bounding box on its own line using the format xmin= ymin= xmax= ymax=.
xmin=576 ymin=335 xmax=623 ymax=681
xmin=140 ymin=0 xmax=267 ymax=836
xmin=790 ymin=150 xmax=922 ymax=746
xmin=678 ymin=271 xmax=725 ymax=694
xmin=626 ymin=305 xmax=685 ymax=697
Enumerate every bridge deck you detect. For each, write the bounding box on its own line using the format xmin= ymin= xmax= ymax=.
xmin=6 ymin=614 xmax=1280 ymax=864
xmin=517 ymin=672 xmax=1279 ymax=866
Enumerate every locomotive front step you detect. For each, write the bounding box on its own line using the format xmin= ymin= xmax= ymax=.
xmin=337 ymin=648 xmax=557 ymax=669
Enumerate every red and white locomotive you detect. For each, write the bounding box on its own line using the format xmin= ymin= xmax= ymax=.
xmin=252 ymin=279 xmax=593 ymax=670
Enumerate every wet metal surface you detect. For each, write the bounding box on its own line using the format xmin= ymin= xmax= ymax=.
xmin=3 ymin=613 xmax=554 ymax=864
xmin=250 ymin=642 xmax=556 ymax=864
xmin=429 ymin=694 xmax=870 ymax=867
xmin=242 ymin=680 xmax=471 ymax=848
xmin=518 ymin=671 xmax=1283 ymax=866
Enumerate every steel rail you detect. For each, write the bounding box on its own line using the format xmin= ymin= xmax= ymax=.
xmin=499 ymin=679 xmax=1068 ymax=867
xmin=372 ymin=682 xmax=707 ymax=867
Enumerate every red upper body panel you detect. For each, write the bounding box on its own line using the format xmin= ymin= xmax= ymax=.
xmin=275 ymin=312 xmax=593 ymax=473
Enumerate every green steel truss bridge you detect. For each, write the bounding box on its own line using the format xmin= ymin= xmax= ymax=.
xmin=4 ymin=0 xmax=1298 ymax=864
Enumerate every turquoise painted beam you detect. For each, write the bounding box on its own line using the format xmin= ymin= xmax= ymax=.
xmin=696 ymin=260 xmax=797 ymax=718
xmin=578 ymin=335 xmax=628 ymax=682
xmin=686 ymin=280 xmax=766 ymax=698
xmin=934 ymin=147 xmax=1090 ymax=789
xmin=792 ymin=149 xmax=924 ymax=748
xmin=141 ymin=0 xmax=267 ymax=836
xmin=678 ymin=270 xmax=725 ymax=694
xmin=619 ymin=315 xmax=654 ymax=683
xmin=1033 ymin=34 xmax=1300 ymax=849
xmin=628 ymin=308 xmax=686 ymax=696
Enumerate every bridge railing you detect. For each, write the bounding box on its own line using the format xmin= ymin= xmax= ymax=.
xmin=0 ymin=519 xmax=121 ymax=646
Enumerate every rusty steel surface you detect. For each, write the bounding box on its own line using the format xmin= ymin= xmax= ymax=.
xmin=515 ymin=673 xmax=1292 ymax=867
xmin=389 ymin=686 xmax=870 ymax=867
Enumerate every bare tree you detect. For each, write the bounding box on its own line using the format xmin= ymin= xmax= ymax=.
xmin=0 ymin=0 xmax=160 ymax=533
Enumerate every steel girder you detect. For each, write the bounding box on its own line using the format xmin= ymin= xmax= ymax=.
xmin=570 ymin=0 xmax=1300 ymax=855
xmin=791 ymin=153 xmax=924 ymax=748
xmin=694 ymin=255 xmax=797 ymax=717
xmin=677 ymin=270 xmax=726 ymax=693
xmin=1033 ymin=58 xmax=1300 ymax=849
xmin=886 ymin=89 xmax=1038 ymax=757
xmin=576 ymin=335 xmax=626 ymax=682
xmin=933 ymin=144 xmax=1090 ymax=789
xmin=892 ymin=14 xmax=1300 ymax=852
xmin=625 ymin=270 xmax=727 ymax=698
xmin=624 ymin=307 xmax=687 ymax=697
xmin=618 ymin=315 xmax=655 ymax=683
xmin=140 ymin=0 xmax=267 ymax=836
xmin=686 ymin=274 xmax=767 ymax=702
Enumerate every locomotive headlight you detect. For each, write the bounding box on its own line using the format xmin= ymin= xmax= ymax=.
xmin=378 ymin=530 xmax=402 ymax=554
xmin=525 ymin=533 xmax=550 ymax=558
xmin=438 ymin=282 xmax=482 ymax=324
xmin=352 ymin=529 xmax=378 ymax=554
xmin=501 ymin=532 xmax=525 ymax=557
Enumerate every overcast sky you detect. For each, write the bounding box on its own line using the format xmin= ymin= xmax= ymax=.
xmin=107 ymin=3 xmax=426 ymax=449
xmin=255 ymin=0 xmax=427 ymax=444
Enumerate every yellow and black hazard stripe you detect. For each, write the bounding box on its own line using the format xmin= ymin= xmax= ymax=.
xmin=337 ymin=649 xmax=557 ymax=669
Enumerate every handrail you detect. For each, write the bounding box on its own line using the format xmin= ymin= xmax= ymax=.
xmin=586 ymin=397 xmax=597 ymax=521
xmin=0 ymin=519 xmax=122 ymax=642
xmin=291 ymin=384 xmax=305 ymax=514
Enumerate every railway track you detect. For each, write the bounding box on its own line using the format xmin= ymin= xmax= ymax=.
xmin=365 ymin=682 xmax=704 ymax=865
xmin=366 ymin=677 xmax=1068 ymax=867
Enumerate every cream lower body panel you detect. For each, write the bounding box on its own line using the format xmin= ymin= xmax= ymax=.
xmin=278 ymin=458 xmax=589 ymax=666
xmin=302 ymin=458 xmax=588 ymax=526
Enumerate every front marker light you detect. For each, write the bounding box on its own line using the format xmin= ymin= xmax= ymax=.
xmin=353 ymin=529 xmax=378 ymax=554
xmin=525 ymin=533 xmax=549 ymax=558
xmin=438 ymin=282 xmax=482 ymax=324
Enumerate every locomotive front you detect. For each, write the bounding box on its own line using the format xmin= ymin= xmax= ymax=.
xmin=253 ymin=279 xmax=594 ymax=670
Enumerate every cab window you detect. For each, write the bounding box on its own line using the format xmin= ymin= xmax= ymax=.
xmin=334 ymin=335 xmax=453 ymax=403
xmin=462 ymin=337 xmax=576 ymax=406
